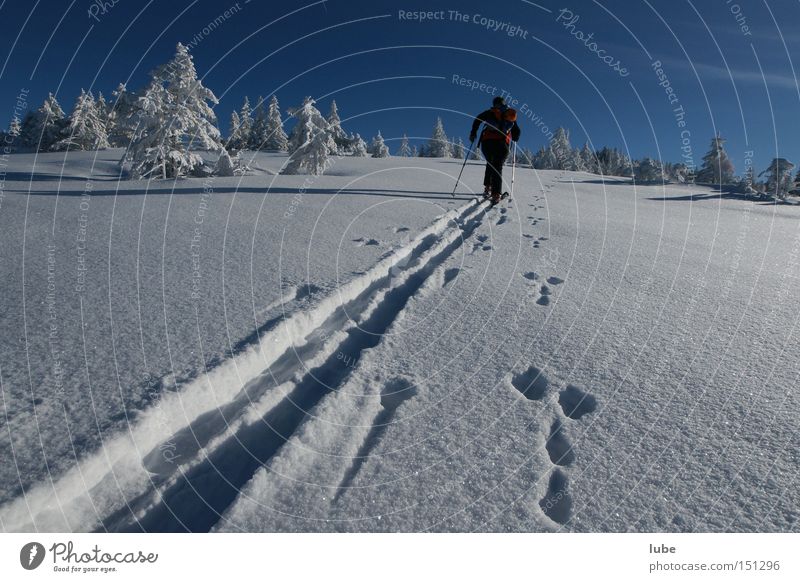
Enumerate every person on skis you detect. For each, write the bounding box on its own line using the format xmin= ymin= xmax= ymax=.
xmin=469 ymin=96 xmax=521 ymax=204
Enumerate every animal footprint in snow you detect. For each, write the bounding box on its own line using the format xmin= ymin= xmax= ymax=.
xmin=353 ymin=237 xmax=380 ymax=247
xmin=546 ymin=419 xmax=575 ymax=466
xmin=547 ymin=276 xmax=563 ymax=285
xmin=443 ymin=268 xmax=460 ymax=287
xmin=394 ymin=226 xmax=410 ymax=233
xmin=539 ymin=469 xmax=572 ymax=525
xmin=535 ymin=285 xmax=551 ymax=306
xmin=558 ymin=385 xmax=597 ymax=419
xmin=522 ymin=271 xmax=539 ymax=281
xmin=510 ymin=366 xmax=548 ymax=401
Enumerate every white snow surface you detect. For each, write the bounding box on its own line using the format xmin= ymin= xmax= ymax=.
xmin=0 ymin=150 xmax=798 ymax=533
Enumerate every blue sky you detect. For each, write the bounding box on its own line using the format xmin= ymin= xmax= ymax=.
xmin=2 ymin=0 xmax=799 ymax=172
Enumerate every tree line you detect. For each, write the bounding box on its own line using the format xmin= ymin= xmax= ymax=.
xmin=2 ymin=42 xmax=798 ymax=198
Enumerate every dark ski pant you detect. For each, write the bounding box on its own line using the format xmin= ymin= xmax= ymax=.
xmin=481 ymin=139 xmax=510 ymax=194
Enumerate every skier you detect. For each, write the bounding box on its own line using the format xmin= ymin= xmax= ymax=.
xmin=469 ymin=96 xmax=521 ymax=204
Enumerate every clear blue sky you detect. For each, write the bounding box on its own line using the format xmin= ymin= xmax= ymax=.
xmin=2 ymin=0 xmax=799 ymax=172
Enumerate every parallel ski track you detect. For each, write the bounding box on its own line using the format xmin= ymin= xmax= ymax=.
xmin=101 ymin=199 xmax=490 ymax=532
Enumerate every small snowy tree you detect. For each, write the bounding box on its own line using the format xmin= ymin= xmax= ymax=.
xmin=579 ymin=142 xmax=598 ymax=174
xmin=263 ymin=95 xmax=288 ymax=152
xmin=250 ymin=95 xmax=268 ymax=149
xmin=759 ymin=158 xmax=795 ymax=200
xmin=20 ymin=93 xmax=66 ymax=151
xmin=350 ymin=133 xmax=368 ymax=157
xmin=227 ymin=111 xmax=245 ymax=151
xmin=397 ymin=134 xmax=412 ymax=157
xmin=326 ymin=100 xmax=349 ymax=154
xmin=126 ymin=43 xmax=222 ymax=179
xmin=282 ymin=97 xmax=336 ymax=175
xmin=548 ymin=127 xmax=576 ymax=170
xmin=54 ymin=90 xmax=110 ymax=151
xmin=107 ymin=83 xmax=138 ymax=146
xmin=453 ymin=137 xmax=465 ymax=159
xmin=235 ymin=96 xmax=254 ymax=150
xmin=213 ymin=148 xmax=248 ymax=176
xmin=696 ymin=135 xmax=735 ymax=185
xmin=412 ymin=145 xmax=419 ymax=157
xmin=634 ymin=157 xmax=664 ymax=183
xmin=426 ymin=117 xmax=452 ymax=157
xmin=370 ymin=131 xmax=390 ymax=158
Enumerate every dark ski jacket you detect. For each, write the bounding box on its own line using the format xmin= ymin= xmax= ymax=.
xmin=471 ymin=107 xmax=521 ymax=144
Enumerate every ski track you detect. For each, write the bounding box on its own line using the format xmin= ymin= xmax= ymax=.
xmin=0 ymin=197 xmax=483 ymax=532
xmin=101 ymin=199 xmax=491 ymax=532
xmin=332 ymin=378 xmax=418 ymax=503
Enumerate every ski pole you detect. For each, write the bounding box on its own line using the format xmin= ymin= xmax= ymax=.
xmin=510 ymin=141 xmax=517 ymax=197
xmin=451 ymin=137 xmax=477 ymax=197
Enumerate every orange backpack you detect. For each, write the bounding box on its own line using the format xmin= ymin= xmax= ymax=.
xmin=483 ymin=106 xmax=517 ymax=144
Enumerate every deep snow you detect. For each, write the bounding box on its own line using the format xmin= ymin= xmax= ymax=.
xmin=1 ymin=150 xmax=798 ymax=532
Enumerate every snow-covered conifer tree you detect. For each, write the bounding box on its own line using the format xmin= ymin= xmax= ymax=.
xmin=397 ymin=134 xmax=412 ymax=157
xmin=227 ymin=110 xmax=244 ymax=151
xmin=759 ymin=158 xmax=795 ymax=200
xmin=282 ymin=96 xmax=336 ymax=175
xmin=548 ymin=127 xmax=574 ymax=170
xmin=370 ymin=131 xmax=390 ymax=158
xmin=263 ymin=95 xmax=288 ymax=152
xmin=453 ymin=137 xmax=465 ymax=159
xmin=107 ymin=83 xmax=138 ymax=146
xmin=579 ymin=142 xmax=598 ymax=173
xmin=696 ymin=135 xmax=735 ymax=184
xmin=54 ymin=90 xmax=109 ymax=150
xmin=634 ymin=158 xmax=664 ymax=183
xmin=411 ymin=145 xmax=419 ymax=157
xmin=235 ymin=96 xmax=253 ymax=150
xmin=326 ymin=100 xmax=349 ymax=154
xmin=250 ymin=96 xmax=268 ymax=149
xmin=350 ymin=133 xmax=368 ymax=157
xmin=20 ymin=93 xmax=66 ymax=151
xmin=126 ymin=43 xmax=222 ymax=179
xmin=426 ymin=117 xmax=452 ymax=157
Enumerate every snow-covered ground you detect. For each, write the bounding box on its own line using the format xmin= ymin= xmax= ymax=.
xmin=1 ymin=150 xmax=798 ymax=532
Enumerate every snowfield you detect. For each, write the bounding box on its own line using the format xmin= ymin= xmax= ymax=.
xmin=1 ymin=150 xmax=798 ymax=532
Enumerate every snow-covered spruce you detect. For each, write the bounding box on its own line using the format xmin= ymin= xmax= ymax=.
xmin=350 ymin=133 xmax=368 ymax=157
xmin=426 ymin=117 xmax=452 ymax=158
xmin=397 ymin=134 xmax=412 ymax=157
xmin=53 ymin=90 xmax=110 ymax=151
xmin=213 ymin=148 xmax=249 ymax=176
xmin=125 ymin=43 xmax=222 ymax=179
xmin=370 ymin=131 xmax=390 ymax=158
xmin=326 ymin=100 xmax=350 ymax=154
xmin=696 ymin=135 xmax=735 ymax=185
xmin=19 ymin=93 xmax=66 ymax=152
xmin=282 ymin=97 xmax=336 ymax=175
xmin=759 ymin=158 xmax=795 ymax=200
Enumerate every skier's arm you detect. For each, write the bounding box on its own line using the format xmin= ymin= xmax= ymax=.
xmin=470 ymin=110 xmax=492 ymax=142
xmin=511 ymin=122 xmax=521 ymax=142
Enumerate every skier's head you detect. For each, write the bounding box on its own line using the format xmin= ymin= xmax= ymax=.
xmin=492 ymin=96 xmax=506 ymax=107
